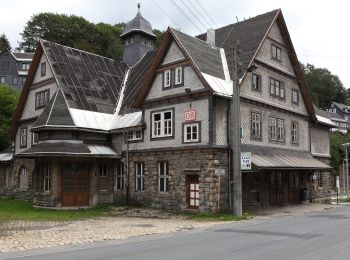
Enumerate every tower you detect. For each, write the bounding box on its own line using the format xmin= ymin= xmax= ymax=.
xmin=121 ymin=3 xmax=156 ymax=66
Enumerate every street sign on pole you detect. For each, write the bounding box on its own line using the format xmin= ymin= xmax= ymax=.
xmin=241 ymin=152 xmax=251 ymax=170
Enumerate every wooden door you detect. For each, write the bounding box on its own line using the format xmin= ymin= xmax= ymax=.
xmin=187 ymin=175 xmax=199 ymax=209
xmin=288 ymin=172 xmax=299 ymax=203
xmin=61 ymin=162 xmax=90 ymax=206
xmin=269 ymin=172 xmax=283 ymax=206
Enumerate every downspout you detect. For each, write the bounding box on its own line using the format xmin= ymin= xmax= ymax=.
xmin=123 ymin=131 xmax=130 ymax=204
xmin=227 ymin=101 xmax=232 ymax=212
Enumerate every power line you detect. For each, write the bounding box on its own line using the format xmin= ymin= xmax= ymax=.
xmin=193 ymin=0 xmax=218 ymax=27
xmin=186 ymin=0 xmax=214 ymax=29
xmin=169 ymin=0 xmax=203 ymax=33
xmin=148 ymin=0 xmax=181 ymax=28
xmin=179 ymin=0 xmax=208 ymax=31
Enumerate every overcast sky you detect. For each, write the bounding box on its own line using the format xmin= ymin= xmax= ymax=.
xmin=1 ymin=0 xmax=349 ymax=87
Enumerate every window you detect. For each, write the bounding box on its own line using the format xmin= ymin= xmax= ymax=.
xmin=35 ymin=89 xmax=50 ymax=109
xmin=12 ymin=77 xmax=18 ymax=85
xmin=292 ymin=89 xmax=299 ymax=104
xmin=19 ymin=167 xmax=28 ymax=190
xmin=252 ymin=74 xmax=261 ymax=92
xmin=269 ymin=117 xmax=284 ymax=142
xmin=158 ymin=161 xmax=169 ymax=192
xmin=127 ymin=130 xmax=142 ymax=141
xmin=251 ymin=112 xmax=261 ymax=139
xmin=135 ymin=162 xmax=144 ymax=191
xmin=39 ymin=163 xmax=51 ymax=192
xmin=20 ymin=128 xmax=27 ymax=148
xmin=271 ymin=44 xmax=282 ymax=61
xmin=164 ymin=69 xmax=171 ymax=88
xmin=116 ymin=163 xmax=125 ymax=190
xmin=175 ymin=66 xmax=183 ymax=85
xmin=32 ymin=132 xmax=39 ymax=145
xmin=21 ymin=63 xmax=30 ymax=71
xmin=184 ymin=122 xmax=199 ymax=143
xmin=99 ymin=162 xmax=108 ymax=177
xmin=151 ymin=110 xmax=173 ymax=138
xmin=2 ymin=61 xmax=9 ymax=70
xmin=41 ymin=62 xmax=46 ymax=77
xmin=270 ymin=78 xmax=285 ymax=99
xmin=0 ymin=76 xmax=5 ymax=83
xmin=291 ymin=122 xmax=298 ymax=144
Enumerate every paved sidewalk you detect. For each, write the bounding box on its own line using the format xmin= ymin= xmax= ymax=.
xmin=0 ymin=203 xmax=339 ymax=253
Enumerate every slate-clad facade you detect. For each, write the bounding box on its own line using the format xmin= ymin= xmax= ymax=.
xmin=0 ymin=8 xmax=334 ymax=211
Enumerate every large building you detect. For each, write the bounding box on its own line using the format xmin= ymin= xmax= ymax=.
xmin=0 ymin=7 xmax=334 ymax=211
xmin=0 ymin=49 xmax=34 ymax=91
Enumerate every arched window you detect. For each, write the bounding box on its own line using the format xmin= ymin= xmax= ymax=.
xmin=19 ymin=166 xmax=29 ymax=190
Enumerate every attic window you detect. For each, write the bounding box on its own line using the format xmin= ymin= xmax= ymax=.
xmin=175 ymin=66 xmax=183 ymax=85
xmin=164 ymin=70 xmax=171 ymax=88
xmin=271 ymin=44 xmax=282 ymax=62
xmin=41 ymin=62 xmax=46 ymax=77
xmin=21 ymin=63 xmax=30 ymax=71
xmin=35 ymin=89 xmax=50 ymax=109
xmin=292 ymin=89 xmax=299 ymax=105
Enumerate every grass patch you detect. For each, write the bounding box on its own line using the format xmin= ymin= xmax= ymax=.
xmin=184 ymin=211 xmax=252 ymax=222
xmin=0 ymin=198 xmax=113 ymax=222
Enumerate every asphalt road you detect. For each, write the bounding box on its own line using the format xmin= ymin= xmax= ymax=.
xmin=2 ymin=206 xmax=350 ymax=260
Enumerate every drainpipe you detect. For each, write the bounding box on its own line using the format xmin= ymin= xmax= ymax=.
xmin=227 ymin=102 xmax=232 ymax=212
xmin=123 ymin=131 xmax=130 ymax=204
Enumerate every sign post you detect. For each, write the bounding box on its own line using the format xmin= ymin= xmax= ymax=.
xmin=241 ymin=152 xmax=252 ymax=171
xmin=336 ymin=176 xmax=340 ymax=205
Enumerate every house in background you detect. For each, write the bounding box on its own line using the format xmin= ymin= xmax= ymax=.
xmin=0 ymin=49 xmax=34 ymax=91
xmin=324 ymin=101 xmax=350 ymax=133
xmin=0 ymin=7 xmax=335 ymax=212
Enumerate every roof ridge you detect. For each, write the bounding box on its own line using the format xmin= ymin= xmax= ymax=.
xmin=39 ymin=39 xmax=127 ymax=65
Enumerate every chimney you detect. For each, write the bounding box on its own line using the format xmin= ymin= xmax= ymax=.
xmin=207 ymin=28 xmax=215 ymax=46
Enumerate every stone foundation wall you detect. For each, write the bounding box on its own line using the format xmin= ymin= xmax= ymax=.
xmin=125 ymin=148 xmax=229 ymax=212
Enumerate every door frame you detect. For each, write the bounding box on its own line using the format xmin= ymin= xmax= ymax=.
xmin=186 ymin=174 xmax=199 ymax=209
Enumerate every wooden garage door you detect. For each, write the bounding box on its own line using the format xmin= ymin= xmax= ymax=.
xmin=61 ymin=162 xmax=90 ymax=206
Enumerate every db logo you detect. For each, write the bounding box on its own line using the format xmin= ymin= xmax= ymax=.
xmin=185 ymin=110 xmax=196 ymax=122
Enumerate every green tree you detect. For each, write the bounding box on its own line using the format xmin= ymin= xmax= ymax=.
xmin=0 ymin=84 xmax=20 ymax=151
xmin=0 ymin=33 xmax=11 ymax=51
xmin=153 ymin=29 xmax=165 ymax=49
xmin=302 ymin=63 xmax=347 ymax=109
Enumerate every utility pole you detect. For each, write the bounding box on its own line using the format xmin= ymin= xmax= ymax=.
xmin=230 ymin=41 xmax=242 ymax=216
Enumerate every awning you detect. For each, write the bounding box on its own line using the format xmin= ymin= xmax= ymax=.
xmin=242 ymin=146 xmax=332 ymax=171
xmin=0 ymin=152 xmax=13 ymax=163
xmin=17 ymin=141 xmax=120 ymax=158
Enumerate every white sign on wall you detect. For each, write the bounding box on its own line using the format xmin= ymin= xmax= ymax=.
xmin=215 ymin=169 xmax=226 ymax=177
xmin=241 ymin=152 xmax=252 ymax=170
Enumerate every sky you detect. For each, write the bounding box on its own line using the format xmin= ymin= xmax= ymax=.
xmin=1 ymin=0 xmax=349 ymax=87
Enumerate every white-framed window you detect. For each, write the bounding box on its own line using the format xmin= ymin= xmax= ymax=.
xmin=184 ymin=122 xmax=199 ymax=143
xmin=151 ymin=110 xmax=173 ymax=138
xmin=41 ymin=62 xmax=46 ymax=77
xmin=116 ymin=163 xmax=125 ymax=190
xmin=35 ymin=89 xmax=50 ymax=109
xmin=127 ymin=130 xmax=142 ymax=141
xmin=270 ymin=78 xmax=285 ymax=99
xmin=135 ymin=162 xmax=144 ymax=191
xmin=32 ymin=132 xmax=39 ymax=145
xmin=292 ymin=89 xmax=299 ymax=104
xmin=20 ymin=128 xmax=27 ymax=148
xmin=175 ymin=66 xmax=183 ymax=85
xmin=21 ymin=63 xmax=30 ymax=71
xmin=0 ymin=76 xmax=5 ymax=83
xmin=164 ymin=69 xmax=171 ymax=88
xmin=269 ymin=117 xmax=284 ymax=142
xmin=271 ymin=44 xmax=282 ymax=61
xmin=99 ymin=162 xmax=108 ymax=177
xmin=12 ymin=77 xmax=18 ymax=85
xmin=41 ymin=163 xmax=50 ymax=192
xmin=251 ymin=112 xmax=261 ymax=139
xmin=158 ymin=161 xmax=169 ymax=192
xmin=291 ymin=122 xmax=298 ymax=144
xmin=252 ymin=73 xmax=261 ymax=92
xmin=19 ymin=167 xmax=28 ymax=190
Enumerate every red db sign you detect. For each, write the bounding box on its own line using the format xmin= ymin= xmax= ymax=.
xmin=185 ymin=110 xmax=196 ymax=122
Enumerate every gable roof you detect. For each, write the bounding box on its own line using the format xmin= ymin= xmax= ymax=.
xmin=11 ymin=52 xmax=34 ymax=61
xmin=41 ymin=40 xmax=129 ymax=114
xmin=134 ymin=27 xmax=232 ymax=107
xmin=332 ymin=101 xmax=350 ymax=114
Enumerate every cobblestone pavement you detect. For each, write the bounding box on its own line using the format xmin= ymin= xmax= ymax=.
xmin=0 ymin=204 xmax=336 ymax=253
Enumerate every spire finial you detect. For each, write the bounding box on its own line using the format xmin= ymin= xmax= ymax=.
xmin=137 ymin=3 xmax=141 ymax=13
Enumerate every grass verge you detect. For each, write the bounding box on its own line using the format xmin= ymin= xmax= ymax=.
xmin=0 ymin=198 xmax=112 ymax=221
xmin=184 ymin=211 xmax=252 ymax=222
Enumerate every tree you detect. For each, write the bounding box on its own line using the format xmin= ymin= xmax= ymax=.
xmin=153 ymin=29 xmax=165 ymax=49
xmin=0 ymin=84 xmax=20 ymax=151
xmin=0 ymin=33 xmax=11 ymax=51
xmin=302 ymin=63 xmax=347 ymax=109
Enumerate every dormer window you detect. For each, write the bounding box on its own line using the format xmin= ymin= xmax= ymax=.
xmin=271 ymin=44 xmax=282 ymax=62
xmin=164 ymin=70 xmax=171 ymax=88
xmin=175 ymin=66 xmax=183 ymax=85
